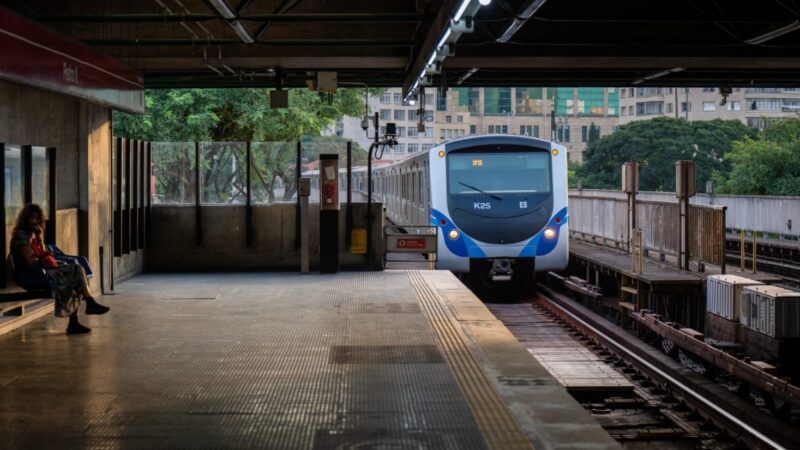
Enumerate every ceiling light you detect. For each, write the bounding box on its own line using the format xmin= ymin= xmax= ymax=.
xmin=207 ymin=0 xmax=236 ymax=20
xmin=453 ymin=0 xmax=471 ymax=22
xmin=632 ymin=67 xmax=685 ymax=85
xmin=479 ymin=0 xmax=492 ymax=5
xmin=745 ymin=20 xmax=800 ymax=45
xmin=456 ymin=67 xmax=479 ymax=85
xmin=496 ymin=0 xmax=547 ymax=43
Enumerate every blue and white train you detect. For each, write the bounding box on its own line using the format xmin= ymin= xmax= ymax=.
xmin=365 ymin=134 xmax=568 ymax=282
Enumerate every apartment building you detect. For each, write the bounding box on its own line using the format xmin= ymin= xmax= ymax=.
xmin=618 ymin=87 xmax=800 ymax=127
xmin=333 ymin=86 xmax=621 ymax=162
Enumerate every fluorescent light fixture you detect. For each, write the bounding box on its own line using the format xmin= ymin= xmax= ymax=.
xmin=632 ymin=67 xmax=685 ymax=85
xmin=436 ymin=27 xmax=453 ymax=50
xmin=231 ymin=21 xmax=255 ymax=44
xmin=207 ymin=0 xmax=236 ymax=20
xmin=745 ymin=20 xmax=800 ymax=45
xmin=426 ymin=52 xmax=437 ymax=68
xmin=453 ymin=0 xmax=471 ymax=22
xmin=496 ymin=0 xmax=547 ymax=43
xmin=479 ymin=0 xmax=492 ymax=5
xmin=456 ymin=67 xmax=479 ymax=85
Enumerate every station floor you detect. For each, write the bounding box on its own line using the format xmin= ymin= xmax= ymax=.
xmin=0 ymin=271 xmax=618 ymax=450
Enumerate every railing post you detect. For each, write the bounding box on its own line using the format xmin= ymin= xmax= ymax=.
xmin=752 ymin=231 xmax=758 ymax=274
xmin=195 ymin=141 xmax=202 ymax=246
xmin=740 ymin=229 xmax=745 ymax=271
xmin=676 ymin=160 xmax=695 ymax=270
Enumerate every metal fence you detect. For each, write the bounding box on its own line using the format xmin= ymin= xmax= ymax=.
xmin=569 ymin=190 xmax=727 ymax=269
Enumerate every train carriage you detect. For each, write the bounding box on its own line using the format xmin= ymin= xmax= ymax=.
xmin=357 ymin=134 xmax=568 ymax=282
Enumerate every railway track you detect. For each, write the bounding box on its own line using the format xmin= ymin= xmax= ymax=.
xmin=484 ymin=286 xmax=800 ymax=449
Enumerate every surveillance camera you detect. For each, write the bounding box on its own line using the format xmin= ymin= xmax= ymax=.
xmin=360 ymin=116 xmax=370 ymax=131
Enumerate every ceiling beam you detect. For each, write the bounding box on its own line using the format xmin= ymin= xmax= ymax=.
xmin=81 ymin=38 xmax=416 ymax=47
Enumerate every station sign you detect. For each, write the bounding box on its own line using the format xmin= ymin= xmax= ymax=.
xmin=386 ymin=234 xmax=437 ymax=253
xmin=0 ymin=7 xmax=144 ymax=113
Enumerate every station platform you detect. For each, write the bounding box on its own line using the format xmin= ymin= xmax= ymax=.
xmin=0 ymin=271 xmax=618 ymax=450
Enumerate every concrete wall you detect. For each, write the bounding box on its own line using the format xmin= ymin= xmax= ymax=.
xmin=147 ymin=203 xmax=384 ymax=271
xmin=570 ymin=189 xmax=800 ymax=239
xmin=0 ymin=79 xmax=145 ymax=293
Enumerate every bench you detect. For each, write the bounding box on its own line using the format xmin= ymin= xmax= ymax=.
xmin=0 ymin=256 xmax=53 ymax=335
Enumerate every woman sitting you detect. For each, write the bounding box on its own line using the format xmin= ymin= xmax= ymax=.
xmin=10 ymin=204 xmax=109 ymax=334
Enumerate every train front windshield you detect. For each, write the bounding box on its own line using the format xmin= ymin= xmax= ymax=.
xmin=448 ymin=151 xmax=551 ymax=195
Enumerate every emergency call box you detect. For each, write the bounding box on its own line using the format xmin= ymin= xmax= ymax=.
xmin=319 ymin=154 xmax=339 ymax=211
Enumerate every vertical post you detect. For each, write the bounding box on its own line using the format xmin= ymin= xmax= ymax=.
xmin=22 ymin=145 xmax=32 ymax=204
xmin=195 ymin=141 xmax=202 ymax=246
xmin=131 ymin=140 xmax=139 ymax=250
xmin=45 ymin=147 xmax=57 ymax=245
xmin=294 ymin=141 xmax=301 ymax=249
xmin=622 ymin=162 xmax=638 ymax=252
xmin=0 ymin=142 xmax=6 ymax=289
xmin=123 ymin=140 xmax=131 ymax=254
xmin=114 ymin=138 xmax=123 ymax=257
xmin=145 ymin=142 xmax=152 ymax=249
xmin=319 ymin=154 xmax=340 ymax=273
xmin=138 ymin=141 xmax=145 ymax=249
xmin=720 ymin=206 xmax=727 ymax=274
xmin=246 ymin=141 xmax=253 ymax=246
xmin=676 ymin=160 xmax=695 ymax=270
xmin=752 ymin=231 xmax=758 ymax=274
xmin=346 ymin=140 xmax=352 ymax=246
xmin=299 ymin=177 xmax=310 ymax=272
xmin=740 ymin=229 xmax=745 ymax=271
xmin=367 ymin=112 xmax=379 ymax=269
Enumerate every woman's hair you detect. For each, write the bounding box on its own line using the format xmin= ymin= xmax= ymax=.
xmin=14 ymin=203 xmax=46 ymax=233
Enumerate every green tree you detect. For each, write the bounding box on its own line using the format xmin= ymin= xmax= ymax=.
xmin=587 ymin=122 xmax=601 ymax=145
xmin=716 ymin=118 xmax=800 ymax=195
xmin=576 ymin=117 xmax=755 ymax=191
xmin=113 ymin=88 xmax=371 ymax=203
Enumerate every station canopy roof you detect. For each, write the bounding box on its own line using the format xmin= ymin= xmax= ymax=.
xmin=7 ymin=0 xmax=800 ymax=91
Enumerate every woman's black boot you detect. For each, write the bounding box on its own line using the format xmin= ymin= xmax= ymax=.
xmin=66 ymin=314 xmax=91 ymax=335
xmin=85 ymin=297 xmax=110 ymax=315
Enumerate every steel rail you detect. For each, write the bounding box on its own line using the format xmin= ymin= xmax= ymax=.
xmin=535 ymin=291 xmax=786 ymax=450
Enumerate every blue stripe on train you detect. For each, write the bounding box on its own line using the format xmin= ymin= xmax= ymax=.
xmin=430 ymin=208 xmax=486 ymax=258
xmin=518 ymin=206 xmax=568 ymax=257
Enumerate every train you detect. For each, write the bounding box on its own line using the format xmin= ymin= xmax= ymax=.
xmin=355 ymin=134 xmax=568 ymax=283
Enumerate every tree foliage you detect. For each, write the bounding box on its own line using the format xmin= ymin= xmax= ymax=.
xmin=715 ymin=118 xmax=800 ymax=195
xmin=574 ymin=117 xmax=756 ymax=191
xmin=113 ymin=88 xmax=370 ymax=203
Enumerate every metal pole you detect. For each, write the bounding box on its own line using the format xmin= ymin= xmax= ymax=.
xmin=740 ymin=229 xmax=745 ymax=271
xmin=245 ymin=141 xmax=253 ymax=246
xmin=295 ymin=141 xmax=301 ymax=249
xmin=195 ymin=141 xmax=202 ymax=246
xmin=367 ymin=112 xmax=378 ymax=269
xmin=752 ymin=231 xmax=757 ymax=274
xmin=346 ymin=140 xmax=352 ymax=246
xmin=720 ymin=206 xmax=727 ymax=274
xmin=299 ymin=177 xmax=310 ymax=273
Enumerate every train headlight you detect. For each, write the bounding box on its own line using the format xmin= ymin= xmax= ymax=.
xmin=543 ymin=228 xmax=556 ymax=239
xmin=448 ymin=229 xmax=460 ymax=240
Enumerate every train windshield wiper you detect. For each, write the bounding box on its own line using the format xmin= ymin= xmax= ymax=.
xmin=458 ymin=181 xmax=502 ymax=200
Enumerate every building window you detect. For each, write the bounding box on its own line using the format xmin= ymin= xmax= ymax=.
xmin=456 ymin=115 xmax=464 ymax=123
xmin=782 ymin=99 xmax=800 ymax=112
xmin=469 ymin=125 xmax=477 ymax=135
xmin=747 ymin=98 xmax=780 ymax=111
xmin=445 ymin=115 xmax=452 ymax=123
xmin=557 ymin=125 xmax=570 ymax=142
xmin=636 ymin=101 xmax=664 ymax=116
xmin=437 ymin=94 xmax=447 ymax=111
xmin=580 ymin=125 xmax=600 ymax=142
xmin=484 ymin=87 xmax=512 ymax=115
xmin=425 ymin=128 xmax=433 ymax=138
xmin=703 ymin=101 xmax=716 ymax=111
xmin=394 ymin=110 xmax=405 ymax=121
xmin=577 ymin=87 xmax=605 ymax=116
xmin=727 ymin=101 xmax=741 ymax=111
xmin=380 ymin=109 xmax=391 ymax=120
xmin=547 ymin=88 xmax=575 ymax=115
xmin=380 ymin=92 xmax=391 ymax=103
xmin=422 ymin=144 xmax=434 ymax=152
xmin=702 ymin=87 xmax=716 ymax=92
xmin=746 ymin=87 xmax=781 ymax=93
xmin=681 ymin=102 xmax=691 ymax=112
xmin=519 ymin=125 xmax=539 ymax=137
xmin=424 ymin=110 xmax=434 ymax=121
xmin=393 ymin=93 xmax=402 ymax=103
xmin=453 ymin=87 xmax=481 ymax=113
xmin=408 ymin=127 xmax=418 ymax=137
xmin=396 ymin=127 xmax=405 ymax=137
xmin=607 ymin=88 xmax=619 ymax=116
xmin=408 ymin=110 xmax=417 ymax=121
xmin=395 ymin=143 xmax=405 ymax=153
xmin=515 ymin=87 xmax=545 ymax=115
xmin=665 ymin=103 xmax=673 ymax=113
xmin=635 ymin=87 xmax=664 ymax=97
xmin=408 ymin=143 xmax=419 ymax=153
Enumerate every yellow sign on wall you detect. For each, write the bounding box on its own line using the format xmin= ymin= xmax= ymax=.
xmin=351 ymin=228 xmax=367 ymax=254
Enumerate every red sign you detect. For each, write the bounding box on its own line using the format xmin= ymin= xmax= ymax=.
xmin=397 ymin=238 xmax=426 ymax=249
xmin=0 ymin=7 xmax=144 ymax=113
